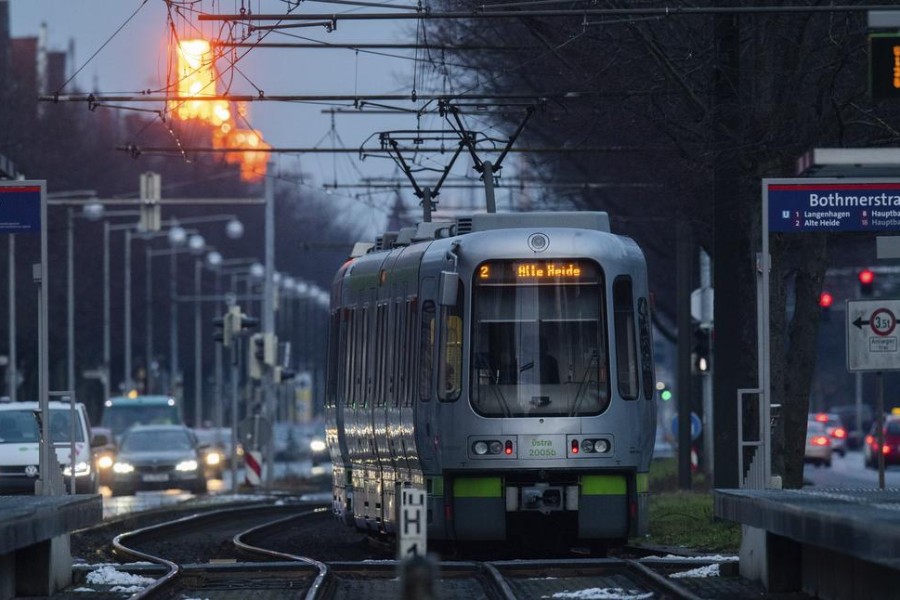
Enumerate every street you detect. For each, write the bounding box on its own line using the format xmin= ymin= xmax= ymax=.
xmin=803 ymin=449 xmax=900 ymax=489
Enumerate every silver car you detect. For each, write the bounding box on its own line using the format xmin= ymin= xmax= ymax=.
xmin=805 ymin=420 xmax=833 ymax=468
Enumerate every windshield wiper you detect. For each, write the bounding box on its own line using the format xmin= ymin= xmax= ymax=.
xmin=569 ymin=351 xmax=598 ymax=417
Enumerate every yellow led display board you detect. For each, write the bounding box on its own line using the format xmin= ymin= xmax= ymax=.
xmin=476 ymin=261 xmax=597 ymax=283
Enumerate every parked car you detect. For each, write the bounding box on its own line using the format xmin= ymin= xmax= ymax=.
xmin=109 ymin=424 xmax=207 ymax=496
xmin=805 ymin=419 xmax=832 ymax=468
xmin=810 ymin=412 xmax=847 ymax=457
xmin=864 ymin=416 xmax=900 ymax=469
xmin=0 ymin=399 xmax=101 ymax=494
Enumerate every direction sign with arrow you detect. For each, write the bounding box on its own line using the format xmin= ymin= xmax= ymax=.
xmin=847 ymin=300 xmax=900 ymax=372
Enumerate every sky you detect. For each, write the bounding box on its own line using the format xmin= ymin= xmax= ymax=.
xmin=8 ymin=1 xmax=503 ymax=232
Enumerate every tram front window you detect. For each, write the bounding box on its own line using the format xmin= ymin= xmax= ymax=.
xmin=471 ymin=260 xmax=609 ymax=417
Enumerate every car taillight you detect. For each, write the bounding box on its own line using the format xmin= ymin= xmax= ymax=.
xmin=832 ymin=428 xmax=846 ymax=439
xmin=812 ymin=436 xmax=830 ymax=446
xmin=883 ymin=444 xmax=892 ymax=455
xmin=814 ymin=413 xmax=829 ymax=423
xmin=866 ymin=435 xmax=875 ymax=446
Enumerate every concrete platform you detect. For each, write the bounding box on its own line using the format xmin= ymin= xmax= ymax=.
xmin=715 ymin=487 xmax=900 ymax=600
xmin=0 ymin=494 xmax=102 ymax=599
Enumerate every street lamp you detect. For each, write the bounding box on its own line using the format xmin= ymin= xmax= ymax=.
xmin=158 ymin=216 xmax=244 ymax=403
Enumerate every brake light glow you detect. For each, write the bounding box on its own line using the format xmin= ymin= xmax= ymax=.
xmin=883 ymin=445 xmax=892 ymax=455
xmin=812 ymin=436 xmax=830 ymax=446
xmin=814 ymin=413 xmax=829 ymax=422
xmin=832 ymin=427 xmax=846 ymax=439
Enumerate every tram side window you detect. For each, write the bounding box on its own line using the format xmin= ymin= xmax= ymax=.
xmin=405 ymin=299 xmax=418 ymax=407
xmin=325 ymin=311 xmax=340 ymax=408
xmin=375 ymin=304 xmax=387 ymax=408
xmin=345 ymin=309 xmax=355 ymax=407
xmin=419 ymin=301 xmax=436 ymax=401
xmin=638 ymin=297 xmax=655 ymax=400
xmin=438 ymin=284 xmax=464 ymax=401
xmin=613 ymin=276 xmax=639 ymax=400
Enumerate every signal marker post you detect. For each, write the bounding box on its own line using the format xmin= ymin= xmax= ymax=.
xmin=397 ymin=486 xmax=434 ymax=600
xmin=397 ymin=486 xmax=427 ymax=559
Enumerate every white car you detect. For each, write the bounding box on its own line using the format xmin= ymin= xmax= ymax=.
xmin=0 ymin=400 xmax=101 ymax=494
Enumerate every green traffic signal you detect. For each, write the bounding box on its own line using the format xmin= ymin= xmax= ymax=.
xmin=661 ymin=389 xmax=673 ymax=402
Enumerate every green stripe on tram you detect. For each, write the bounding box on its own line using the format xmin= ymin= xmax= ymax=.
xmin=453 ymin=477 xmax=502 ymax=498
xmin=636 ymin=473 xmax=649 ymax=494
xmin=428 ymin=476 xmax=444 ymax=496
xmin=581 ymin=475 xmax=627 ymax=496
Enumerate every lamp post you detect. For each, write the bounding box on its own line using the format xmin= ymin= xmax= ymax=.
xmin=164 ymin=216 xmax=243 ymax=402
xmin=193 ymin=247 xmax=223 ymax=427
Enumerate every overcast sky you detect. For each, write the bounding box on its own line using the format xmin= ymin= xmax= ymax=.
xmin=9 ymin=1 xmax=525 ymax=225
xmin=12 ymin=3 xmax=449 ymax=202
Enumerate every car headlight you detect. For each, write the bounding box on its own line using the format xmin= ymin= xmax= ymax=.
xmin=176 ymin=460 xmax=198 ymax=472
xmin=205 ymin=452 xmax=222 ymax=466
xmin=310 ymin=439 xmax=327 ymax=453
xmin=113 ymin=462 xmax=135 ymax=474
xmin=97 ymin=455 xmax=114 ymax=470
xmin=63 ymin=461 xmax=91 ymax=477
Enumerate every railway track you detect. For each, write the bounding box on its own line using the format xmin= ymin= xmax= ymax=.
xmin=74 ymin=501 xmax=725 ymax=599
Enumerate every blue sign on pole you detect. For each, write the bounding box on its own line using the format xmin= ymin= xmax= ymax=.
xmin=0 ymin=184 xmax=42 ymax=234
xmin=671 ymin=412 xmax=703 ymax=442
xmin=768 ymin=181 xmax=900 ymax=233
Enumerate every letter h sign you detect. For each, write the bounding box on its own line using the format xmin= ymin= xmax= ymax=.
xmin=397 ymin=487 xmax=427 ymax=559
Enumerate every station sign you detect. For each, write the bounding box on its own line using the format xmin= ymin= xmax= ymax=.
xmin=0 ymin=183 xmax=42 ymax=234
xmin=847 ymin=299 xmax=900 ymax=372
xmin=767 ymin=180 xmax=900 ymax=233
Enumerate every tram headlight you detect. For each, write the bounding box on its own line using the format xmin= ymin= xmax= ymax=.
xmin=473 ymin=441 xmax=489 ymax=455
xmin=489 ymin=440 xmax=503 ymax=455
xmin=573 ymin=438 xmax=611 ymax=455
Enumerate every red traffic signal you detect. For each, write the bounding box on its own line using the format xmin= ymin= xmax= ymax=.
xmin=859 ymin=269 xmax=874 ymax=296
xmin=818 ymin=291 xmax=834 ymax=308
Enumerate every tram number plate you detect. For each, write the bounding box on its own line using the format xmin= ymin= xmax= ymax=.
xmin=521 ymin=435 xmax=564 ymax=459
xmin=142 ymin=473 xmax=169 ymax=482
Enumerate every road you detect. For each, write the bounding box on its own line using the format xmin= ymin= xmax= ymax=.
xmin=803 ymin=449 xmax=900 ymax=488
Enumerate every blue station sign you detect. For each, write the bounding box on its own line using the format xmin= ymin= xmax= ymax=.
xmin=767 ymin=180 xmax=900 ymax=233
xmin=0 ymin=183 xmax=42 ymax=234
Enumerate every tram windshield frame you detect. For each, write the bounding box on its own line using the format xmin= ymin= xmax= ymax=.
xmin=470 ymin=259 xmax=610 ymax=418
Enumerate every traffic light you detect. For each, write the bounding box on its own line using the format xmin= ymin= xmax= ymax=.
xmin=859 ymin=269 xmax=875 ymax=297
xmin=274 ymin=366 xmax=296 ymax=383
xmin=139 ymin=172 xmax=161 ymax=232
xmin=232 ymin=306 xmax=259 ymax=335
xmin=212 ymin=312 xmax=234 ymax=347
xmin=692 ymin=327 xmax=711 ymax=374
xmin=656 ymin=381 xmax=673 ymax=402
xmin=819 ymin=291 xmax=833 ymax=321
xmin=249 ymin=333 xmax=265 ymax=379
